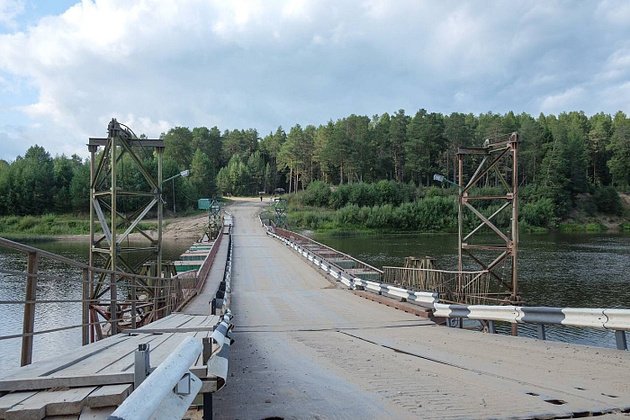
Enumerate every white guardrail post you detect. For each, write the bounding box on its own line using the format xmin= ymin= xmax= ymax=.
xmin=207 ymin=311 xmax=234 ymax=391
xmin=604 ymin=309 xmax=630 ymax=350
xmin=109 ymin=336 xmax=203 ymax=420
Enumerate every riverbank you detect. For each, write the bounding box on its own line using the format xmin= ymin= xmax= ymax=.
xmin=0 ymin=213 xmax=209 ymax=241
xmin=285 ymin=205 xmax=630 ymax=236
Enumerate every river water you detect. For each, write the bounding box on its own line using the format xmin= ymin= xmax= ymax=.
xmin=314 ymin=232 xmax=630 ymax=349
xmin=1 ymin=233 xmax=628 ymax=373
xmin=0 ymin=239 xmax=192 ymax=373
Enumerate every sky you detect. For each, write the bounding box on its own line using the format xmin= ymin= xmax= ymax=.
xmin=0 ymin=0 xmax=629 ymax=162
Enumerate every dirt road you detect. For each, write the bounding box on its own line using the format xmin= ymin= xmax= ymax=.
xmin=213 ymin=201 xmax=630 ymax=419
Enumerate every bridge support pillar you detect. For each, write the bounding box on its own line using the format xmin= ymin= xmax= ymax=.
xmin=21 ymin=251 xmax=38 ymax=366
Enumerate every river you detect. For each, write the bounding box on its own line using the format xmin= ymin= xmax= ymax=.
xmin=0 ymin=238 xmax=192 ymax=373
xmin=1 ymin=233 xmax=629 ymax=373
xmin=314 ymin=231 xmax=630 ymax=349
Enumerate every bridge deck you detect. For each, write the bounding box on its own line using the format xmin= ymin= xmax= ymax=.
xmin=183 ymin=229 xmax=230 ymax=316
xmin=215 ymin=201 xmax=630 ymax=419
xmin=0 ymin=314 xmax=222 ymax=419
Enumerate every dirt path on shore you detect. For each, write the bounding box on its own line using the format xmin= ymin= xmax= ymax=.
xmin=162 ymin=213 xmax=209 ymax=240
xmin=163 ymin=196 xmax=262 ymax=240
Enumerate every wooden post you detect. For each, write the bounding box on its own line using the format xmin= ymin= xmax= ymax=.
xmin=21 ymin=251 xmax=38 ymax=366
xmin=82 ymin=268 xmax=89 ymax=345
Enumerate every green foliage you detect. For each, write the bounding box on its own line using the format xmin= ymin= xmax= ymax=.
xmin=216 ymin=155 xmax=251 ymax=196
xmin=301 ymin=181 xmax=331 ymax=207
xmin=558 ymin=222 xmax=606 ymax=233
xmin=607 ymin=112 xmax=630 ymax=187
xmin=163 ymin=127 xmax=194 ymax=169
xmin=593 ymin=186 xmax=623 ymax=215
xmin=291 ymin=196 xmax=458 ymax=232
xmin=0 ymin=214 xmax=92 ymax=236
xmin=325 ymin=181 xmax=416 ymax=209
xmin=69 ymin=163 xmax=90 ymax=212
xmin=4 ymin=107 xmax=630 ymax=234
xmin=521 ymin=198 xmax=556 ymax=228
xmin=190 ymin=149 xmax=217 ymax=198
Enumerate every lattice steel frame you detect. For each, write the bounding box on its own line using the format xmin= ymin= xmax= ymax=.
xmin=274 ymin=198 xmax=288 ymax=228
xmin=88 ymin=118 xmax=164 ymax=335
xmin=457 ymin=132 xmax=520 ymax=305
xmin=203 ymin=198 xmax=222 ymax=241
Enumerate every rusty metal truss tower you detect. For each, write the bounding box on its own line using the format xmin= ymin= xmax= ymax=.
xmin=457 ymin=132 xmax=520 ymax=305
xmin=200 ymin=197 xmax=222 ymax=241
xmin=88 ymin=119 xmax=164 ymax=333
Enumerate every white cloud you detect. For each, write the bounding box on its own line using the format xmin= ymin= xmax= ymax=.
xmin=0 ymin=0 xmax=628 ymax=161
xmin=595 ymin=0 xmax=630 ymax=25
xmin=598 ymin=81 xmax=630 ymax=113
xmin=540 ymin=87 xmax=586 ymax=113
xmin=595 ymin=46 xmax=630 ymax=83
xmin=0 ymin=0 xmax=24 ymax=29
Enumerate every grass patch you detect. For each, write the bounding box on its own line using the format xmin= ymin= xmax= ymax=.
xmin=0 ymin=214 xmax=159 ymax=237
xmin=558 ymin=222 xmax=607 ymax=233
xmin=0 ymin=214 xmax=90 ymax=236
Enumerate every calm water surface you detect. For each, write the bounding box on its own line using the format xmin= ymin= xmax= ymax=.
xmin=0 ymin=239 xmax=192 ymax=373
xmin=314 ymin=232 xmax=630 ymax=348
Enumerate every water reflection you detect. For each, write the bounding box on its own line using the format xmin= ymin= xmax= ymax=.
xmin=315 ymin=232 xmax=630 ymax=349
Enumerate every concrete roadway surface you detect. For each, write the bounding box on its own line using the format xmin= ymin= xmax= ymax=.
xmin=214 ymin=201 xmax=630 ymax=419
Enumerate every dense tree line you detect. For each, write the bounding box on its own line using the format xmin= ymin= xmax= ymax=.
xmin=0 ymin=109 xmax=628 ymax=223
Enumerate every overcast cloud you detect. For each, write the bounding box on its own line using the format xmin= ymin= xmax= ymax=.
xmin=0 ymin=0 xmax=629 ymax=161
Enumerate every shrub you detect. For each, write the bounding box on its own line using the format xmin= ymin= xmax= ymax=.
xmin=18 ymin=216 xmax=38 ymax=231
xmin=329 ymin=185 xmax=350 ymax=209
xmin=335 ymin=204 xmax=362 ymax=226
xmin=521 ymin=198 xmax=556 ymax=227
xmin=374 ymin=180 xmax=398 ymax=205
xmin=593 ymin=186 xmax=623 ymax=216
xmin=348 ymin=183 xmax=377 ymax=207
xmin=302 ymin=181 xmax=331 ymax=207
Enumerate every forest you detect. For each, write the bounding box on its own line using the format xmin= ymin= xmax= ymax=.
xmin=0 ymin=109 xmax=628 ymax=231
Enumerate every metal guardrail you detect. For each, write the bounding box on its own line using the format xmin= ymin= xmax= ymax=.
xmin=264 ymin=227 xmax=438 ymax=309
xmin=434 ymin=303 xmax=629 ymax=349
xmin=207 ymin=311 xmax=234 ymax=391
xmin=109 ymin=336 xmax=203 ymax=420
xmin=274 ymin=226 xmax=383 ymax=275
xmin=212 ymin=221 xmax=233 ymax=316
xmin=262 ymin=223 xmax=630 ymax=351
xmin=196 ymin=230 xmax=224 ymax=293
